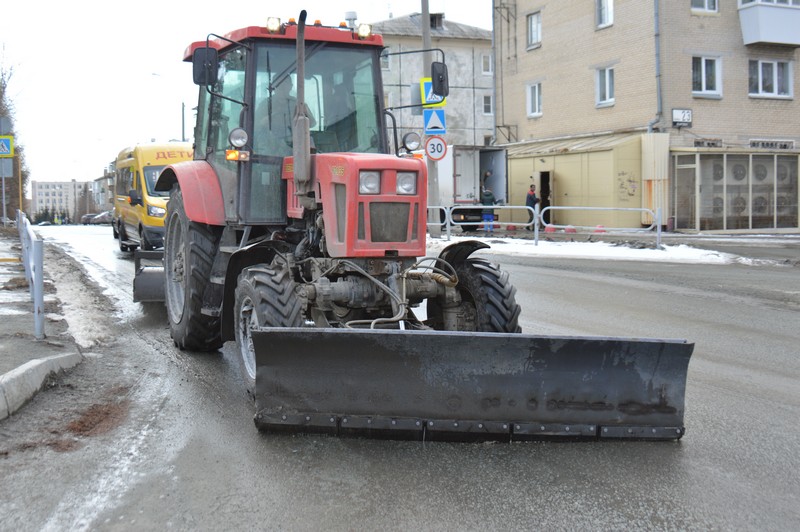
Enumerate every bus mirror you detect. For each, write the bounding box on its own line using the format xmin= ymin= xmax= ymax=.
xmin=129 ymin=189 xmax=143 ymax=207
xmin=431 ymin=62 xmax=449 ymax=98
xmin=193 ymin=47 xmax=219 ymax=86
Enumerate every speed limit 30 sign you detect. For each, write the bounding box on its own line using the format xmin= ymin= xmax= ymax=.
xmin=425 ymin=136 xmax=447 ymax=161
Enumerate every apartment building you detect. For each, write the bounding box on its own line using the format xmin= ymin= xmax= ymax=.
xmin=31 ymin=180 xmax=81 ymax=221
xmin=372 ymin=12 xmax=495 ymax=147
xmin=31 ymin=175 xmax=111 ymax=222
xmin=494 ymin=0 xmax=799 ymax=232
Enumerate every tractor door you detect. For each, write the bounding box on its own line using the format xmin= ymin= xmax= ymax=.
xmin=195 ymin=46 xmax=270 ymax=224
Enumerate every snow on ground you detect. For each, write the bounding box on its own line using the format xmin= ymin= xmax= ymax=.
xmin=426 ymin=235 xmax=738 ymax=264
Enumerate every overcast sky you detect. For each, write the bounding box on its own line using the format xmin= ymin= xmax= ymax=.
xmin=1 ymin=0 xmax=492 ymax=187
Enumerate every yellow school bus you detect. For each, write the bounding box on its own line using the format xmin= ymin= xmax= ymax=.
xmin=113 ymin=142 xmax=193 ymax=251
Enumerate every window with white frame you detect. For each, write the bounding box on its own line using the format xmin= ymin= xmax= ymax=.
xmin=380 ymin=48 xmax=390 ymax=70
xmin=692 ymin=56 xmax=721 ymax=95
xmin=596 ymin=0 xmax=614 ymax=28
xmin=482 ymin=54 xmax=493 ymax=75
xmin=483 ymin=95 xmax=493 ymax=115
xmin=596 ymin=67 xmax=615 ymax=105
xmin=691 ymin=0 xmax=718 ymax=11
xmin=749 ymin=59 xmax=792 ymax=97
xmin=740 ymin=1 xmax=800 ymax=6
xmin=527 ymin=12 xmax=542 ymax=48
xmin=527 ymin=83 xmax=542 ymax=116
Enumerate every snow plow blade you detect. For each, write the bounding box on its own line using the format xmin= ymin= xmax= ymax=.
xmin=132 ymin=250 xmax=165 ymax=303
xmin=252 ymin=328 xmax=693 ymax=442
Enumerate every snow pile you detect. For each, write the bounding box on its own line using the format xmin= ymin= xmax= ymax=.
xmin=426 ymin=235 xmax=736 ymax=264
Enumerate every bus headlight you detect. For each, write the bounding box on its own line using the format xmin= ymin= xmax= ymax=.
xmin=359 ymin=171 xmax=381 ymax=194
xmin=396 ymin=172 xmax=417 ymax=195
xmin=147 ymin=205 xmax=166 ymax=217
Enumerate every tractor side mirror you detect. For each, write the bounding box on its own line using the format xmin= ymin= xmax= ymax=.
xmin=431 ymin=62 xmax=449 ymax=98
xmin=193 ymin=47 xmax=219 ymax=86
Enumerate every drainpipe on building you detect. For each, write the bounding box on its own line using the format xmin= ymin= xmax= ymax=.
xmin=647 ymin=0 xmax=663 ymax=133
xmin=491 ymin=0 xmax=498 ymax=145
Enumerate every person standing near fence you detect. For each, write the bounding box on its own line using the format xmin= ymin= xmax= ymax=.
xmin=481 ymin=186 xmax=496 ymax=233
xmin=525 ymin=184 xmax=540 ymax=230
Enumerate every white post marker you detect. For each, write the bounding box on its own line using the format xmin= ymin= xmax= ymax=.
xmin=425 ymin=135 xmax=447 ymax=161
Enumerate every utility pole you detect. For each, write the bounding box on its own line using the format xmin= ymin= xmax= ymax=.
xmin=422 ymin=0 xmax=442 ymax=238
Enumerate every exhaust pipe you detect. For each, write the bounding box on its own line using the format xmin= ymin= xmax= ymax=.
xmin=292 ymin=10 xmax=314 ymax=210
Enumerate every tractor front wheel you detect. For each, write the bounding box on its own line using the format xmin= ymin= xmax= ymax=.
xmin=164 ymin=187 xmax=223 ymax=351
xmin=428 ymin=257 xmax=521 ymax=333
xmin=234 ymin=265 xmax=304 ymax=394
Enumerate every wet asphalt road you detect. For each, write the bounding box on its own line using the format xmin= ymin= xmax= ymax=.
xmin=0 ymin=226 xmax=798 ymax=530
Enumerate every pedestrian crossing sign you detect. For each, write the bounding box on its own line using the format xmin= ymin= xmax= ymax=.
xmin=420 ymin=77 xmax=446 ymax=108
xmin=423 ymin=109 xmax=446 ymax=135
xmin=0 ymin=136 xmax=13 ymax=158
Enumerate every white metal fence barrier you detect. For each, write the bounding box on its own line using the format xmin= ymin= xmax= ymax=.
xmin=16 ymin=210 xmax=45 ymax=339
xmin=534 ymin=205 xmax=663 ymax=248
xmin=427 ymin=205 xmax=536 ymax=240
xmin=427 ymin=204 xmax=663 ymax=248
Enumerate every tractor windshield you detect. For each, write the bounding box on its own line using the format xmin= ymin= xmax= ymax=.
xmin=253 ymin=42 xmax=385 ymax=156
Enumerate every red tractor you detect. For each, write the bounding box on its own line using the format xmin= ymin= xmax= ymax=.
xmin=138 ymin=12 xmax=693 ymax=441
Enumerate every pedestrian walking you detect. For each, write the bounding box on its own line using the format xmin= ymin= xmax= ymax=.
xmin=525 ymin=184 xmax=539 ymax=230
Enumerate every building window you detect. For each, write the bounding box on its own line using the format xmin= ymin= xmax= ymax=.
xmin=527 ymin=83 xmax=542 ymax=117
xmin=527 ymin=12 xmax=542 ymax=48
xmin=691 ymin=0 xmax=718 ymax=11
xmin=380 ymin=48 xmax=390 ymax=70
xmin=596 ymin=0 xmax=614 ymax=28
xmin=740 ymin=1 xmax=800 ymax=6
xmin=596 ymin=67 xmax=615 ymax=106
xmin=482 ymin=53 xmax=493 ymax=75
xmin=692 ymin=56 xmax=721 ymax=95
xmin=483 ymin=95 xmax=493 ymax=115
xmin=749 ymin=59 xmax=792 ymax=97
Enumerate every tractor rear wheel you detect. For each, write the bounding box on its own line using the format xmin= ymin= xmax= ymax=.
xmin=234 ymin=265 xmax=304 ymax=393
xmin=428 ymin=257 xmax=521 ymax=333
xmin=164 ymin=187 xmax=223 ymax=351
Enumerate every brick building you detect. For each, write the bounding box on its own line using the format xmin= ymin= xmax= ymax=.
xmin=494 ymin=0 xmax=799 ymax=232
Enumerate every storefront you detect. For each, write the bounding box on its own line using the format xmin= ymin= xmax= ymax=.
xmin=672 ymin=151 xmax=799 ymax=231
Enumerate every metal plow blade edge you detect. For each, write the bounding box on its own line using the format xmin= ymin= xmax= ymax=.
xmin=252 ymin=328 xmax=693 ymax=442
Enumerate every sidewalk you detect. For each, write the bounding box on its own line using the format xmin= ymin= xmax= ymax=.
xmin=0 ymin=229 xmax=82 ymax=420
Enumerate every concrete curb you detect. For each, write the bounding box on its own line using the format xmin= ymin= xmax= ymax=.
xmin=0 ymin=352 xmax=84 ymax=420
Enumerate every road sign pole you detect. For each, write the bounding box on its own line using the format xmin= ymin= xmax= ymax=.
xmin=422 ymin=0 xmax=441 ymax=238
xmin=2 ymin=176 xmax=6 ymax=226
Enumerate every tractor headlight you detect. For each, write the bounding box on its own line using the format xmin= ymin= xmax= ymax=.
xmin=357 ymin=24 xmax=372 ymax=39
xmin=147 ymin=205 xmax=166 ymax=217
xmin=396 ymin=172 xmax=417 ymax=195
xmin=402 ymin=132 xmax=421 ymax=152
xmin=266 ymin=17 xmax=281 ymax=33
xmin=359 ymin=171 xmax=381 ymax=194
xmin=228 ymin=128 xmax=248 ymax=148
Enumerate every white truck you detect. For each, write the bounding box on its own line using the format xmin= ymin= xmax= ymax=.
xmin=429 ymin=145 xmax=507 ymax=231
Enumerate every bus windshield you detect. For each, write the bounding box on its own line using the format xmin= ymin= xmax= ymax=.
xmin=142 ymin=165 xmax=169 ymax=196
xmin=252 ymin=42 xmax=384 ymax=156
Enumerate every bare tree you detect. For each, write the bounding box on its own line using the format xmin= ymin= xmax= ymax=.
xmin=1 ymin=60 xmax=30 ymax=215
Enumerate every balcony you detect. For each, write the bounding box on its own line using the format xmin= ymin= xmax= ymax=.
xmin=738 ymin=0 xmax=800 ymax=46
